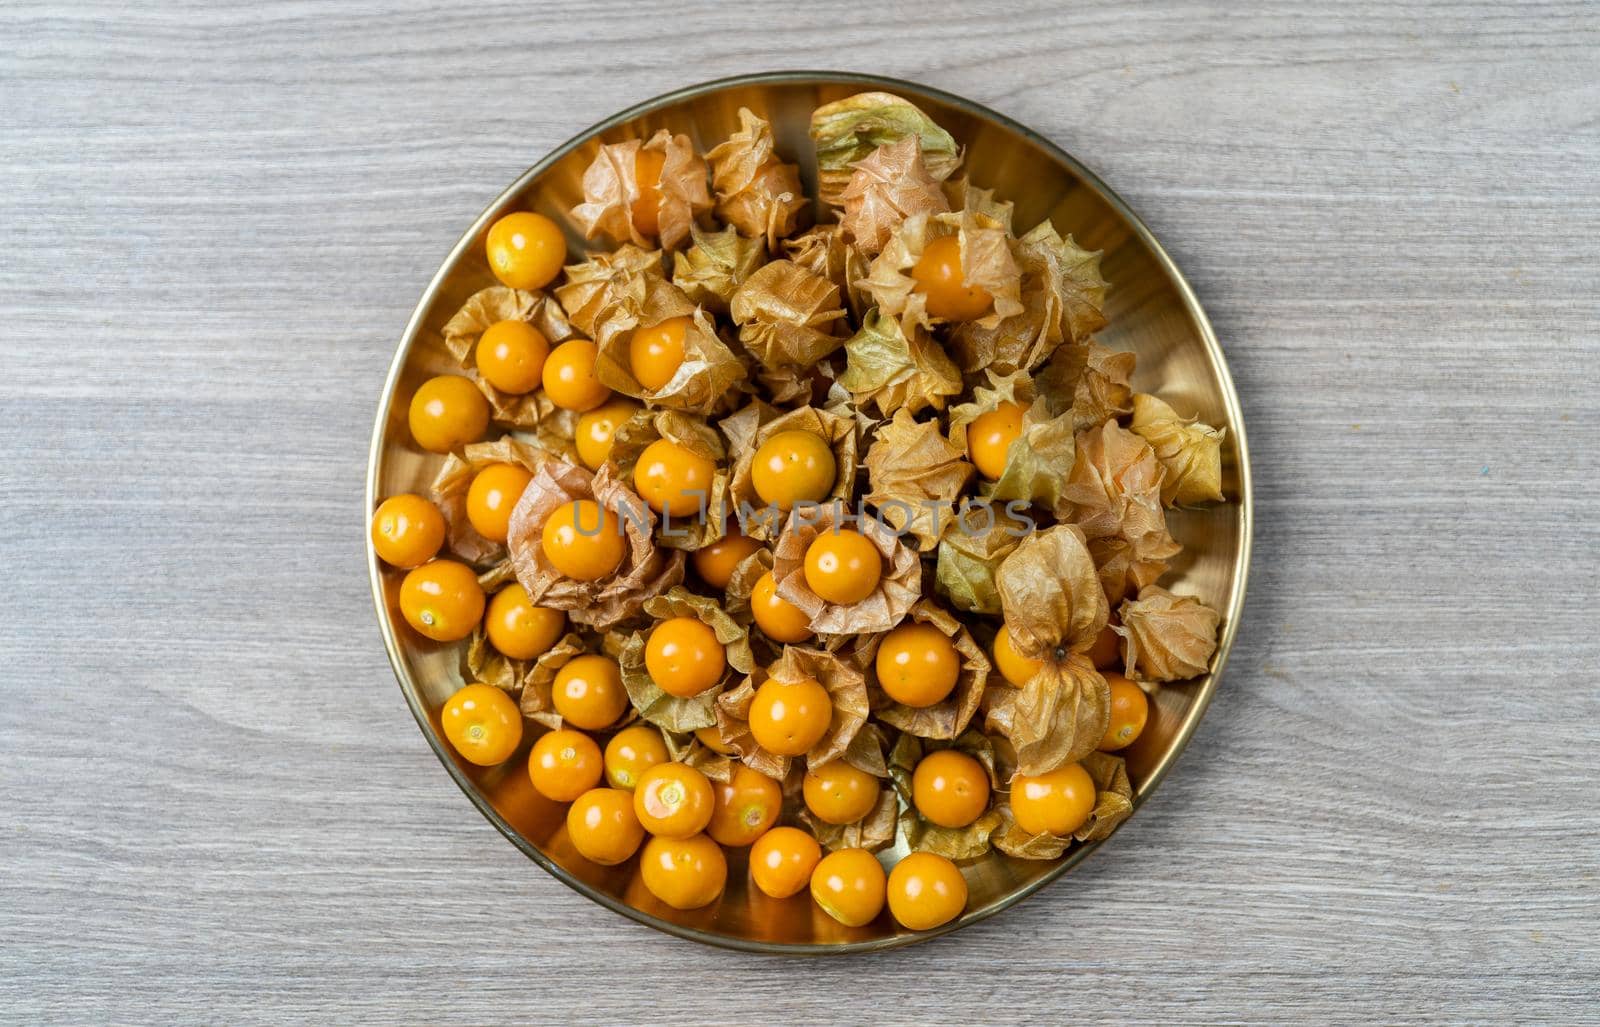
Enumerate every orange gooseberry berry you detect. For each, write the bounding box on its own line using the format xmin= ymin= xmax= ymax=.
xmin=803 ymin=529 xmax=881 ymax=606
xmin=992 ymin=624 xmax=1044 ymax=687
xmin=629 ymin=316 xmax=691 ymax=392
xmin=632 ymin=762 xmax=715 ymax=838
xmin=603 ymin=725 xmax=667 ymax=790
xmin=875 ymin=622 xmax=960 ymax=708
xmin=810 ymin=847 xmax=887 ymax=927
xmin=630 ymin=147 xmax=667 ymax=239
xmin=475 ymin=319 xmax=549 ymax=394
xmin=751 ymin=571 xmax=812 ymax=643
xmin=633 ymin=439 xmax=717 ymax=519
xmin=706 ymin=765 xmax=782 ymax=847
xmin=370 ymin=494 xmax=446 ymax=569
xmin=527 ymin=728 xmax=603 ymax=803
xmin=1010 ymin=761 xmax=1096 ymax=837
xmin=399 ymin=559 xmax=485 ymax=642
xmin=408 ymin=375 xmax=488 ymax=453
xmin=803 ymin=760 xmax=881 ymax=825
xmin=574 ymin=397 xmax=640 ymax=470
xmin=540 ymin=500 xmax=626 ymax=581
xmin=910 ymin=234 xmax=992 ymax=322
xmin=751 ymin=430 xmax=836 ymax=510
xmin=911 ymin=749 xmax=991 ymax=829
xmin=644 ymin=616 xmax=726 ymax=698
xmin=749 ymin=826 xmax=822 ymax=899
xmin=1089 ymin=619 xmax=1121 ymax=670
xmin=551 ymin=654 xmax=628 ymax=731
xmin=484 ymin=583 xmax=565 ymax=660
xmin=886 ymin=852 xmax=967 ymax=931
xmin=566 ymin=787 xmax=645 ymax=866
xmin=748 ymin=676 xmax=832 ymax=756
xmin=485 ymin=211 xmax=566 ymax=291
xmin=440 ymin=683 xmax=523 ymax=766
xmin=1098 ymin=672 xmax=1149 ymax=752
xmin=695 ymin=725 xmax=736 ymax=755
xmin=639 ymin=833 xmax=726 ymax=910
xmin=967 ymin=402 xmax=1025 ymax=480
xmin=690 ymin=532 xmax=762 ymax=590
xmin=465 ymin=461 xmax=532 ymax=543
xmin=542 ymin=338 xmax=611 ymax=412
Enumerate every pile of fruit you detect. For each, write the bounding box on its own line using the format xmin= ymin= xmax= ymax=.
xmin=371 ymin=92 xmax=1225 ymax=932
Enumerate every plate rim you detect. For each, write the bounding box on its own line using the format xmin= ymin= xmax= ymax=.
xmin=365 ymin=69 xmax=1254 ymax=955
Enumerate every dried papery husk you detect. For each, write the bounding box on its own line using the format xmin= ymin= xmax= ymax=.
xmin=717 ymin=396 xmax=783 ymax=456
xmin=837 ymin=307 xmax=962 ymax=417
xmin=1078 ymin=345 xmax=1137 ymax=430
xmin=982 ymin=525 xmax=1112 ymax=774
xmin=1129 ymin=393 xmax=1226 ymax=506
xmin=723 ymin=545 xmax=774 ymax=625
xmin=1063 ymin=421 xmax=1181 ymax=570
xmin=862 ymin=408 xmax=974 ymax=551
xmin=933 ymin=504 xmax=1033 ymax=616
xmin=430 ymin=437 xmax=553 ymax=565
xmin=726 ymin=405 xmax=858 ymax=542
xmin=800 ymin=788 xmax=898 ymax=853
xmin=945 ymin=369 xmax=1037 ymax=454
xmin=863 ymin=210 xmax=1023 ymax=336
xmin=810 ymin=91 xmax=961 ymax=208
xmin=1117 ymin=585 xmax=1221 ymax=683
xmin=553 ymin=245 xmax=665 ymax=340
xmin=949 ymin=220 xmax=1108 ymax=376
xmin=706 ymin=107 xmax=809 ymax=248
xmin=476 ymin=559 xmax=519 ymax=592
xmin=988 ymin=403 xmax=1079 ymax=519
xmin=1088 ymin=535 xmax=1169 ymax=607
xmin=996 ymin=524 xmax=1109 ymax=660
xmin=671 ymin=224 xmax=767 ymax=313
xmin=992 ymin=751 xmax=1133 ymax=858
xmin=570 ymin=129 xmax=711 ymax=251
xmin=888 ymin=731 xmax=1003 ymax=860
xmin=505 ymin=460 xmax=683 ymax=630
xmin=585 ymin=272 xmax=747 ymax=415
xmin=942 ymin=178 xmax=1015 ymax=234
xmin=754 ymin=363 xmax=826 ymax=408
xmin=509 ymin=632 xmax=588 ymax=730
xmin=714 ymin=645 xmax=870 ymax=780
xmin=439 ymin=286 xmax=577 ymax=427
xmin=464 ymin=624 xmax=575 ymax=699
xmin=530 ymin=407 xmax=583 ymax=466
xmin=604 ymin=408 xmax=729 ymax=550
xmin=839 ymin=136 xmax=951 ymax=255
xmin=861 ymin=600 xmax=990 ymax=740
xmin=662 ymin=730 xmax=734 ymax=784
xmin=822 ymin=379 xmax=882 ymax=443
xmin=729 ymin=259 xmax=846 ymax=371
xmin=983 ymin=651 xmax=1110 ymax=778
xmin=785 ymin=224 xmax=871 ymax=321
xmin=770 ymin=504 xmax=920 ymax=635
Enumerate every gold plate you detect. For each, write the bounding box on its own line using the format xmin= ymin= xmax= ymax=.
xmin=366 ymin=71 xmax=1252 ymax=953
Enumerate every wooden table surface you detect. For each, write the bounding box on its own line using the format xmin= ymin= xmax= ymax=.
xmin=4 ymin=1 xmax=1597 ymax=1023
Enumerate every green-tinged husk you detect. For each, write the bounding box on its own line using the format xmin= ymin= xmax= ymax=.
xmin=810 ymin=92 xmax=962 ymax=208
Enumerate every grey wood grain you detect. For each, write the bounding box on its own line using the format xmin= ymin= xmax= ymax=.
xmin=2 ymin=0 xmax=1597 ymax=1023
